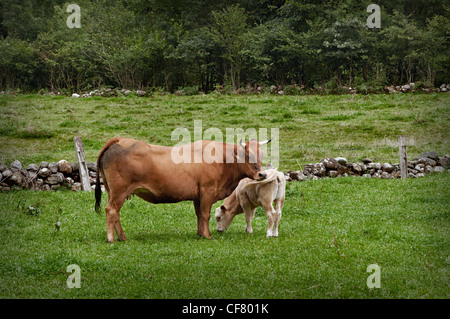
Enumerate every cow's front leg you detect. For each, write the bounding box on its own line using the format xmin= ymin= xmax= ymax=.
xmin=193 ymin=199 xmax=212 ymax=239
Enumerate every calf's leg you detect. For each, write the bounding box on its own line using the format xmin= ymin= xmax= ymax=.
xmin=272 ymin=199 xmax=283 ymax=238
xmin=262 ymin=201 xmax=276 ymax=237
xmin=243 ymin=204 xmax=256 ymax=234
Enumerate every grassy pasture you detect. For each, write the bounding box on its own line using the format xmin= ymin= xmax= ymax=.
xmin=0 ymin=93 xmax=449 ymax=169
xmin=0 ymin=173 xmax=448 ymax=298
xmin=0 ymin=93 xmax=449 ymax=299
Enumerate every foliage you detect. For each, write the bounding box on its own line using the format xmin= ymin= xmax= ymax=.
xmin=0 ymin=0 xmax=448 ymax=91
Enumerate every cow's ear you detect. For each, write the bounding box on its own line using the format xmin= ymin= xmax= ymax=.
xmin=220 ymin=205 xmax=226 ymax=211
xmin=233 ymin=150 xmax=241 ymax=162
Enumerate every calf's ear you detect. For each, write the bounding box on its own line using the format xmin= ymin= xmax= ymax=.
xmin=220 ymin=205 xmax=226 ymax=211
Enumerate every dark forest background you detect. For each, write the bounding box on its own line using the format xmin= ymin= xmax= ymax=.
xmin=0 ymin=0 xmax=448 ymax=93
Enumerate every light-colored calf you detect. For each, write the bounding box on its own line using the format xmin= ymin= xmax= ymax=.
xmin=215 ymin=169 xmax=286 ymax=237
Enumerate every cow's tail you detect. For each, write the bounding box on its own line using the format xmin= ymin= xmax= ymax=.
xmin=95 ymin=137 xmax=120 ymax=214
xmin=241 ymin=169 xmax=279 ymax=191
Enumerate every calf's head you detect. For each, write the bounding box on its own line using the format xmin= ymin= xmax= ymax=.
xmin=236 ymin=139 xmax=271 ymax=181
xmin=215 ymin=201 xmax=241 ymax=232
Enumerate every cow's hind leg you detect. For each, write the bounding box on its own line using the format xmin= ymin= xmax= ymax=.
xmin=272 ymin=199 xmax=283 ymax=238
xmin=105 ymin=195 xmax=127 ymax=243
xmin=262 ymin=201 xmax=276 ymax=237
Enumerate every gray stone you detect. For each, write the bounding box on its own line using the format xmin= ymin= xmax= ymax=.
xmin=72 ymin=182 xmax=82 ymax=191
xmin=70 ymin=162 xmax=79 ymax=173
xmin=368 ymin=162 xmax=381 ymax=170
xmin=45 ymin=173 xmax=64 ymax=185
xmin=48 ymin=162 xmax=59 ymax=173
xmin=425 ymin=158 xmax=436 ymax=167
xmin=362 ymin=173 xmax=371 ymax=178
xmin=27 ymin=164 xmax=39 ymax=172
xmin=361 ymin=158 xmax=372 ymax=164
xmin=65 ymin=177 xmax=74 ymax=186
xmin=310 ymin=162 xmax=326 ymax=177
xmin=328 ymin=170 xmax=338 ymax=178
xmin=58 ymin=160 xmax=72 ymax=175
xmin=38 ymin=167 xmax=51 ymax=178
xmin=416 ymin=173 xmax=425 ymax=178
xmin=2 ymin=169 xmax=12 ymax=179
xmin=0 ymin=163 xmax=8 ymax=172
xmin=380 ymin=171 xmax=393 ymax=179
xmin=288 ymin=170 xmax=307 ymax=181
xmin=8 ymin=172 xmax=24 ymax=185
xmin=86 ymin=162 xmax=97 ymax=172
xmin=433 ymin=166 xmax=445 ymax=173
xmin=321 ymin=157 xmax=339 ymax=170
xmin=350 ymin=163 xmax=363 ymax=174
xmin=335 ymin=157 xmax=348 ymax=165
xmin=381 ymin=163 xmax=393 ymax=173
xmin=438 ymin=157 xmax=450 ymax=167
xmin=10 ymin=160 xmax=23 ymax=171
xmin=39 ymin=161 xmax=49 ymax=169
xmin=420 ymin=151 xmax=439 ymax=160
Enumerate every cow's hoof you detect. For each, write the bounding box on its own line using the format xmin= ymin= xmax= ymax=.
xmin=197 ymin=232 xmax=213 ymax=239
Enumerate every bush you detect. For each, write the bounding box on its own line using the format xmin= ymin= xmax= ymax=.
xmin=0 ymin=37 xmax=40 ymax=90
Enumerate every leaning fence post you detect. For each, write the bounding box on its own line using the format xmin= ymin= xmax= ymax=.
xmin=74 ymin=136 xmax=92 ymax=191
xmin=399 ymin=135 xmax=408 ymax=179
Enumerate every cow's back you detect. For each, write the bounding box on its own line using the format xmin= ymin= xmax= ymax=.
xmin=237 ymin=169 xmax=285 ymax=207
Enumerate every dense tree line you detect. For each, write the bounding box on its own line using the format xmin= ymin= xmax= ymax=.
xmin=0 ymin=0 xmax=448 ymax=93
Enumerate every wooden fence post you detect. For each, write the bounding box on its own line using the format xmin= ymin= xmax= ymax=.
xmin=74 ymin=136 xmax=92 ymax=191
xmin=399 ymin=135 xmax=408 ymax=179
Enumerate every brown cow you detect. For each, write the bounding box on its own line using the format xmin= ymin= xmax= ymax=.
xmin=95 ymin=137 xmax=271 ymax=242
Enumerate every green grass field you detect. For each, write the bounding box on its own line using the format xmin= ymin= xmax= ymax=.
xmin=1 ymin=93 xmax=449 ymax=168
xmin=0 ymin=93 xmax=449 ymax=299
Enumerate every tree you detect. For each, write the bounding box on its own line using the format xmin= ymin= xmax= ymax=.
xmin=210 ymin=4 xmax=248 ymax=91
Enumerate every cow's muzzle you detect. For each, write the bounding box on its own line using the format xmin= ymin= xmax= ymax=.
xmin=258 ymin=172 xmax=267 ymax=180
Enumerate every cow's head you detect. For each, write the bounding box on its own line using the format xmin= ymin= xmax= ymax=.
xmin=236 ymin=139 xmax=271 ymax=180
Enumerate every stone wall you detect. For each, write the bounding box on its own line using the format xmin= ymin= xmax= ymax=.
xmin=0 ymin=151 xmax=449 ymax=191
xmin=0 ymin=160 xmax=101 ymax=191
xmin=285 ymin=151 xmax=449 ymax=182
